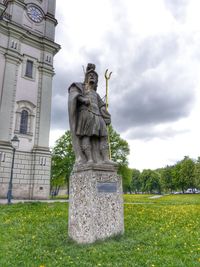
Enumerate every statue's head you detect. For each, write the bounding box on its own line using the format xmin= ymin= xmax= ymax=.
xmin=84 ymin=63 xmax=98 ymax=89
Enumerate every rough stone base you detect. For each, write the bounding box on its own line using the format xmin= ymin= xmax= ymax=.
xmin=68 ymin=164 xmax=124 ymax=244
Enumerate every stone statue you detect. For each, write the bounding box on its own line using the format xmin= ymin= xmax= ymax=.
xmin=68 ymin=63 xmax=113 ymax=166
xmin=68 ymin=64 xmax=124 ymax=244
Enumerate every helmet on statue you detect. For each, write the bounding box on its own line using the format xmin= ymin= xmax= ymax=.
xmin=84 ymin=63 xmax=98 ymax=88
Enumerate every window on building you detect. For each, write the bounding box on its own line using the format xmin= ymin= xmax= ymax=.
xmin=25 ymin=60 xmax=33 ymax=78
xmin=15 ymin=101 xmax=36 ymax=137
xmin=20 ymin=110 xmax=28 ymax=134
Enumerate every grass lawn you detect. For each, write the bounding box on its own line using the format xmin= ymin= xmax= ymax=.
xmin=0 ymin=195 xmax=199 ymax=267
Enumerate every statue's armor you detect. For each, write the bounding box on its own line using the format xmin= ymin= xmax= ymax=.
xmin=76 ymin=89 xmax=107 ymax=137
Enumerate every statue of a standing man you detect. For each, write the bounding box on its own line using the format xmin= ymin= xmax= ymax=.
xmin=68 ymin=63 xmax=112 ymax=166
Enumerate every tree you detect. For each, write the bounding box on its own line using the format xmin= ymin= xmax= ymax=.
xmin=51 ymin=126 xmax=130 ymax=193
xmin=109 ymin=125 xmax=130 ymax=166
xmin=51 ymin=131 xmax=75 ymax=195
xmin=194 ymin=157 xmax=200 ymax=189
xmin=173 ymin=156 xmax=195 ymax=193
xmin=118 ymin=165 xmax=132 ymax=193
xmin=181 ymin=156 xmax=195 ymax=191
xmin=160 ymin=165 xmax=175 ymax=193
xmin=146 ymin=171 xmax=161 ymax=194
xmin=140 ymin=169 xmax=161 ymax=194
xmin=108 ymin=125 xmax=130 ymax=192
xmin=131 ymin=169 xmax=141 ymax=193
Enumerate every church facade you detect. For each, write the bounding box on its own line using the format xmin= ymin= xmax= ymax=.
xmin=0 ymin=0 xmax=60 ymax=199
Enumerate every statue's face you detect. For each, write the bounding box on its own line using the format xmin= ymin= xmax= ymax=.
xmin=87 ymin=72 xmax=98 ymax=86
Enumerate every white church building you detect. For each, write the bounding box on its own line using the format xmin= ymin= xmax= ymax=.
xmin=0 ymin=0 xmax=60 ymax=199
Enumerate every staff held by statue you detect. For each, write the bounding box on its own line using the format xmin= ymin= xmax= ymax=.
xmin=104 ymin=69 xmax=112 ymax=160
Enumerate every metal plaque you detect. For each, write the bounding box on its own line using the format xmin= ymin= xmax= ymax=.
xmin=97 ymin=182 xmax=117 ymax=193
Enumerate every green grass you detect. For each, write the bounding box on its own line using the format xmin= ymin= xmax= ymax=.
xmin=50 ymin=194 xmax=69 ymax=200
xmin=0 ymin=195 xmax=200 ymax=267
xmin=123 ymin=194 xmax=154 ymax=203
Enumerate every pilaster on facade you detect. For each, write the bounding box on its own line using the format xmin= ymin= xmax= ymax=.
xmin=0 ymin=53 xmax=21 ymax=142
xmin=29 ymin=146 xmax=51 ymax=199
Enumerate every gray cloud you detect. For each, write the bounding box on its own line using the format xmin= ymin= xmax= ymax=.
xmin=104 ymin=33 xmax=196 ymax=136
xmin=111 ymin=79 xmax=195 ymax=134
xmin=132 ymin=34 xmax=179 ymax=75
xmin=125 ymin=125 xmax=189 ymax=141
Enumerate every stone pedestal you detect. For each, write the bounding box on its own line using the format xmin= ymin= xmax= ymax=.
xmin=68 ymin=164 xmax=124 ymax=244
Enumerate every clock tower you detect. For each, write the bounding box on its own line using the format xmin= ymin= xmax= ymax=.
xmin=0 ymin=0 xmax=60 ymax=199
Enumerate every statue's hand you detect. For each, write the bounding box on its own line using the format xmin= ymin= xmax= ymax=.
xmin=100 ymin=106 xmax=111 ymax=125
xmin=83 ymin=98 xmax=90 ymax=106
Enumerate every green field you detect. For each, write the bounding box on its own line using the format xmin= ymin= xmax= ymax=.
xmin=0 ymin=195 xmax=200 ymax=267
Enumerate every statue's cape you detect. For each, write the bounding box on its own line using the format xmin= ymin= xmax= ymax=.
xmin=68 ymin=82 xmax=84 ymax=161
xmin=68 ymin=82 xmax=83 ymax=131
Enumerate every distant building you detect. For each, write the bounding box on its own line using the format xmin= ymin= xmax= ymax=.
xmin=0 ymin=0 xmax=60 ymax=199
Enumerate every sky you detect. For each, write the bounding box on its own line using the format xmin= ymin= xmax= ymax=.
xmin=50 ymin=0 xmax=200 ymax=171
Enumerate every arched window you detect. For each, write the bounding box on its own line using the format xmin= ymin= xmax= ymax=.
xmin=15 ymin=101 xmax=36 ymax=136
xmin=20 ymin=110 xmax=28 ymax=134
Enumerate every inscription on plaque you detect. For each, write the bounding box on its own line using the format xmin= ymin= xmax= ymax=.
xmin=97 ymin=182 xmax=117 ymax=193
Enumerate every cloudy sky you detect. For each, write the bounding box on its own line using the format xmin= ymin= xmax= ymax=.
xmin=50 ymin=0 xmax=200 ymax=170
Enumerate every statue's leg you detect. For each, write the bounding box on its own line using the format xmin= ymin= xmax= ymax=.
xmin=82 ymin=136 xmax=93 ymax=164
xmin=100 ymin=137 xmax=113 ymax=164
xmin=72 ymin=135 xmax=86 ymax=165
xmin=91 ymin=136 xmax=101 ymax=163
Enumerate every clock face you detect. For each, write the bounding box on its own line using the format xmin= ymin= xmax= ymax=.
xmin=27 ymin=5 xmax=43 ymax=23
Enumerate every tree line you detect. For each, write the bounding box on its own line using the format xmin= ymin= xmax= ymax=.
xmin=130 ymin=156 xmax=200 ymax=194
xmin=50 ymin=127 xmax=200 ymax=194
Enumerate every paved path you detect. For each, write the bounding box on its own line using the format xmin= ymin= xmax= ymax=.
xmin=149 ymin=195 xmax=163 ymax=199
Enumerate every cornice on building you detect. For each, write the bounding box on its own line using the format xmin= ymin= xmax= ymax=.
xmin=45 ymin=13 xmax=58 ymax=26
xmin=5 ymin=51 xmax=22 ymax=64
xmin=38 ymin=63 xmax=55 ymax=76
xmin=0 ymin=20 xmax=61 ymax=55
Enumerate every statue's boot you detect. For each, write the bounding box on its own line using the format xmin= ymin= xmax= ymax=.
xmin=75 ymin=156 xmax=84 ymax=166
xmin=84 ymin=148 xmax=94 ymax=164
xmin=101 ymin=148 xmax=116 ymax=165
